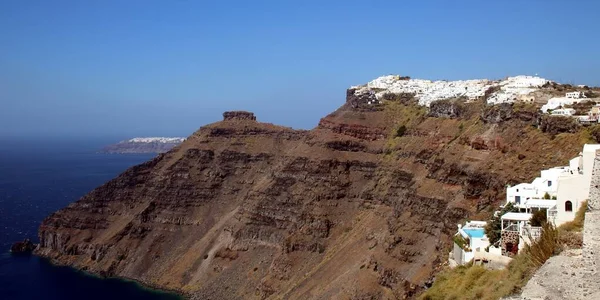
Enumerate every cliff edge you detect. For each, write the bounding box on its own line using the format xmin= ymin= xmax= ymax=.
xmin=35 ymin=78 xmax=590 ymax=299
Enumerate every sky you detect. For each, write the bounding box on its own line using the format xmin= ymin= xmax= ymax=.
xmin=1 ymin=0 xmax=600 ymax=139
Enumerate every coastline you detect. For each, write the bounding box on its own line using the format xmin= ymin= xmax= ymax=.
xmin=35 ymin=254 xmax=188 ymax=299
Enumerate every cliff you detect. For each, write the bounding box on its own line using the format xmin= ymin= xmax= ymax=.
xmin=36 ymin=83 xmax=589 ymax=299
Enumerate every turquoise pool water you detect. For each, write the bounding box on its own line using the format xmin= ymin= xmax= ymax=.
xmin=463 ymin=228 xmax=485 ymax=238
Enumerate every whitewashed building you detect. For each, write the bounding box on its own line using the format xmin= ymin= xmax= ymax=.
xmin=566 ymin=91 xmax=586 ymax=99
xmin=500 ymin=212 xmax=541 ymax=255
xmin=551 ymin=108 xmax=576 ymax=116
xmin=503 ymin=145 xmax=598 ymax=227
xmin=498 ymin=146 xmax=600 ymax=255
xmin=541 ymin=97 xmax=585 ymax=113
xmin=506 ymin=167 xmax=569 ymax=210
xmin=549 ymin=144 xmax=600 ymax=226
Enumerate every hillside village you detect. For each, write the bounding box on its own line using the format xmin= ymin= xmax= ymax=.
xmin=352 ymin=75 xmax=600 ymax=125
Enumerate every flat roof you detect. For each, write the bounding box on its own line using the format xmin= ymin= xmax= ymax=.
xmin=583 ymin=144 xmax=600 ymax=153
xmin=501 ymin=212 xmax=532 ymax=221
xmin=524 ymin=199 xmax=557 ymax=208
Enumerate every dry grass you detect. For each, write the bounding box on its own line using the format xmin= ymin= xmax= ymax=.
xmin=559 ymin=201 xmax=587 ymax=232
xmin=420 ymin=224 xmax=559 ymax=300
xmin=557 ymin=201 xmax=587 ymax=249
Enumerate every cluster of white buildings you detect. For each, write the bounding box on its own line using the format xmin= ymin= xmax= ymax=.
xmin=451 ymin=144 xmax=600 ymax=265
xmin=486 ymin=76 xmax=549 ymax=104
xmin=351 ymin=75 xmax=550 ymax=107
xmin=541 ymin=91 xmax=588 ymax=114
xmin=127 ymin=137 xmax=187 ymax=143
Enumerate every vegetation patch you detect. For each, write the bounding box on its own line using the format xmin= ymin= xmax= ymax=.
xmin=420 ymin=223 xmax=559 ymax=300
xmin=484 ymin=203 xmax=518 ymax=245
xmin=453 ymin=234 xmax=469 ymax=251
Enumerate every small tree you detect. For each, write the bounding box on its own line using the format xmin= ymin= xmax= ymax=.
xmin=530 ymin=209 xmax=547 ymax=227
xmin=543 ymin=192 xmax=551 ymax=199
xmin=484 ymin=202 xmax=519 ymax=245
xmin=396 ymin=125 xmax=407 ymax=137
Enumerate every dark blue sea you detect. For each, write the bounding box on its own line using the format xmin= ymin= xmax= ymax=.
xmin=0 ymin=138 xmax=181 ymax=300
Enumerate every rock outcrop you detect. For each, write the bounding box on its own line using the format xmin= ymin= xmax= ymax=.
xmin=540 ymin=115 xmax=580 ymax=135
xmin=223 ymin=111 xmax=257 ymax=121
xmin=427 ymin=99 xmax=466 ymax=119
xmin=11 ymin=239 xmax=36 ymax=253
xmin=36 ymin=92 xmax=587 ymax=299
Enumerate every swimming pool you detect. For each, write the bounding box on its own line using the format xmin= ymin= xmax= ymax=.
xmin=462 ymin=228 xmax=485 ymax=238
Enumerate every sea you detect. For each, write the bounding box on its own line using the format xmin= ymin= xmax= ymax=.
xmin=0 ymin=138 xmax=181 ymax=300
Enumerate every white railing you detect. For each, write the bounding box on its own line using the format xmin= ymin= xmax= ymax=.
xmin=522 ymin=225 xmax=542 ymax=240
xmin=503 ymin=224 xmax=520 ymax=232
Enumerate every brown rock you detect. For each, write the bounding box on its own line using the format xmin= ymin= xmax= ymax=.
xmin=223 ymin=111 xmax=256 ymax=121
xmin=11 ymin=239 xmax=36 ymax=253
xmin=34 ymin=103 xmax=587 ymax=299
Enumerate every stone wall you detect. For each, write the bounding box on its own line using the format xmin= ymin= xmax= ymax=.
xmin=588 ymin=149 xmax=600 ymax=210
xmin=501 ymin=231 xmax=519 ymax=257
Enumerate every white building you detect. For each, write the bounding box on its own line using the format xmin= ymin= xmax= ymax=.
xmin=506 ymin=167 xmax=570 ymax=208
xmin=499 ymin=145 xmax=600 ymax=255
xmin=551 ymin=108 xmax=576 ymax=116
xmin=549 ymin=144 xmax=600 ymax=226
xmin=500 ymin=212 xmax=541 ymax=255
xmin=541 ymin=97 xmax=585 ymax=113
xmin=566 ymin=91 xmax=586 ymax=99
xmin=503 ymin=145 xmax=598 ymax=227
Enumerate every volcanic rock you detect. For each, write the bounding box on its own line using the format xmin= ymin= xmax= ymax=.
xmin=35 ymin=89 xmax=588 ymax=299
xmin=11 ymin=239 xmax=36 ymax=254
xmin=223 ymin=111 xmax=256 ymax=121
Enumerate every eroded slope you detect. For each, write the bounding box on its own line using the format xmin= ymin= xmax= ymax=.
xmin=37 ymin=97 xmax=586 ymax=299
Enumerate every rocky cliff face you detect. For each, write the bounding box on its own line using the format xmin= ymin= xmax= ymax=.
xmin=36 ymin=91 xmax=587 ymax=299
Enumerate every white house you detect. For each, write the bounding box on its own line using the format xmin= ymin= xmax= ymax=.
xmin=549 ymin=144 xmax=600 ymax=226
xmin=541 ymin=97 xmax=585 ymax=113
xmin=506 ymin=166 xmax=569 ymax=208
xmin=566 ymin=91 xmax=586 ymax=99
xmin=551 ymin=108 xmax=576 ymax=116
xmin=499 ymin=144 xmax=600 ymax=256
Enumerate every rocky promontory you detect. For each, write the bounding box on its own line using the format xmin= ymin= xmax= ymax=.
xmin=35 ymin=75 xmax=593 ymax=299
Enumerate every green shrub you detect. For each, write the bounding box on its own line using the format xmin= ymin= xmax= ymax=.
xmin=530 ymin=209 xmax=547 ymax=227
xmin=453 ymin=234 xmax=469 ymax=250
xmin=396 ymin=125 xmax=407 ymax=137
xmin=484 ymin=203 xmax=518 ymax=245
xmin=543 ymin=192 xmax=551 ymax=199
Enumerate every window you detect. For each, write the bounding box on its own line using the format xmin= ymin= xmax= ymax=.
xmin=565 ymin=201 xmax=573 ymax=212
xmin=515 ymin=196 xmax=521 ymax=204
xmin=548 ymin=181 xmax=552 ymax=187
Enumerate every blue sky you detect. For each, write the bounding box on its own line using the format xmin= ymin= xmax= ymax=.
xmin=1 ymin=0 xmax=599 ymax=138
